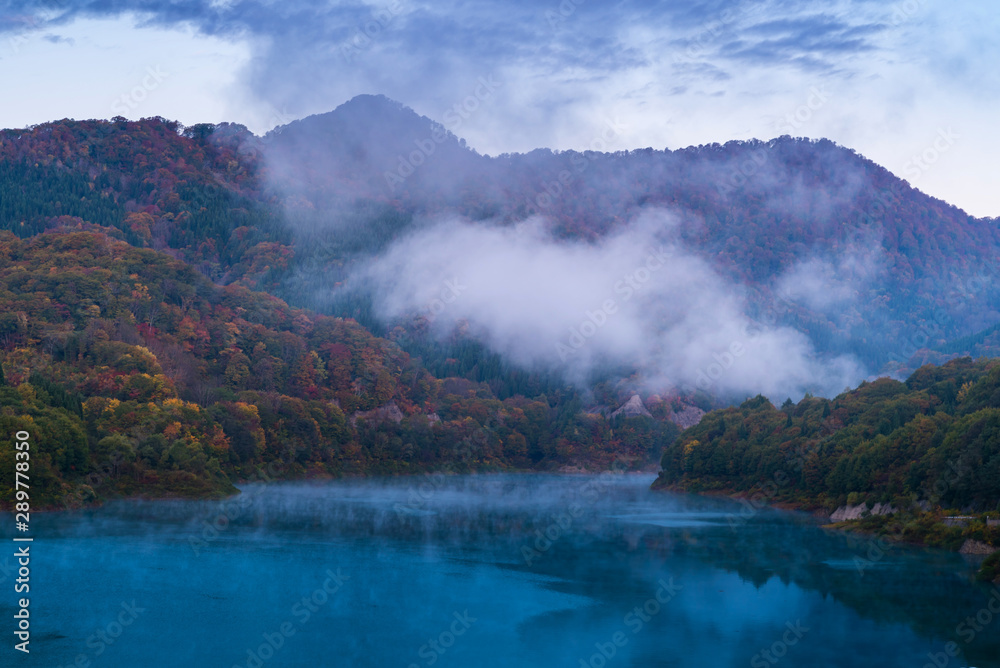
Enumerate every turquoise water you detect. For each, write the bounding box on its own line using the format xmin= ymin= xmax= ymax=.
xmin=4 ymin=474 xmax=999 ymax=667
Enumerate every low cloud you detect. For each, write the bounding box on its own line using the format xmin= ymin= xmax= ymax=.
xmin=360 ymin=208 xmax=865 ymax=401
xmin=775 ymin=241 xmax=883 ymax=312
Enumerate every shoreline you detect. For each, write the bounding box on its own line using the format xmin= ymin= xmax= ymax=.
xmin=651 ymin=477 xmax=1000 ymax=578
xmin=5 ymin=466 xmax=660 ymax=513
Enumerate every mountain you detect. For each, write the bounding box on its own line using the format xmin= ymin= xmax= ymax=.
xmin=262 ymin=97 xmax=1000 ymax=376
xmin=0 ymin=231 xmax=680 ymax=509
xmin=1 ymin=97 xmax=1000 ymax=493
xmin=3 ymin=96 xmax=997 ymax=385
xmin=264 ymin=94 xmax=486 ymax=209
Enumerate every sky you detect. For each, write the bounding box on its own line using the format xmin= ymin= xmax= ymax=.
xmin=0 ymin=0 xmax=997 ymax=218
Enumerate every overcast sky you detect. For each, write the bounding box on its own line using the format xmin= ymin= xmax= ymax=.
xmin=0 ymin=0 xmax=996 ymax=217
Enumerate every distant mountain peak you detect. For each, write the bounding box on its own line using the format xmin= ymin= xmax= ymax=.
xmin=337 ymin=93 xmax=409 ymax=113
xmin=266 ymin=94 xmax=443 ymax=140
xmin=263 ymin=94 xmax=480 ymax=197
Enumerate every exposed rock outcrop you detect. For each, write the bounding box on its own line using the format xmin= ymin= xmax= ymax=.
xmin=610 ymin=394 xmax=653 ymax=420
xmin=668 ymin=404 xmax=706 ymax=429
xmin=960 ymin=539 xmax=995 ymax=555
xmin=829 ymin=502 xmax=896 ymax=522
xmin=351 ymin=401 xmax=404 ymax=427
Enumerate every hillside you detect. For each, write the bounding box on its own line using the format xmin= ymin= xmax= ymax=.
xmin=0 ymin=231 xmax=678 ymax=509
xmin=265 ymin=97 xmax=1000 ymax=376
xmin=2 ymin=98 xmax=998 ymax=387
xmin=654 ymin=357 xmax=1000 ymax=551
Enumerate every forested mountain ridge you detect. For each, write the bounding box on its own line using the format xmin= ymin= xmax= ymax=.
xmin=0 ymin=116 xmax=284 ymax=287
xmin=0 ymin=231 xmax=677 ymax=509
xmin=2 ymin=97 xmax=998 ymax=381
xmin=2 ymin=99 xmax=1000 ymax=511
xmin=265 ymin=97 xmax=1000 ymax=375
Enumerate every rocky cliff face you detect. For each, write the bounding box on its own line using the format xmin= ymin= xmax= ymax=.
xmin=610 ymin=394 xmax=653 ymax=420
xmin=960 ymin=539 xmax=995 ymax=555
xmin=668 ymin=404 xmax=706 ymax=429
xmin=829 ymin=502 xmax=897 ymax=522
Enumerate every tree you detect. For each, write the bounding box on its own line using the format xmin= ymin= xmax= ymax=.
xmin=95 ymin=435 xmax=136 ymax=478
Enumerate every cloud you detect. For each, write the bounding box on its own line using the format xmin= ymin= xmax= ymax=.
xmin=42 ymin=33 xmax=74 ymax=45
xmin=359 ymin=209 xmax=865 ymax=401
xmin=775 ymin=243 xmax=883 ymax=312
xmin=2 ymin=0 xmax=999 ymax=215
xmin=0 ymin=1 xmax=890 ymax=122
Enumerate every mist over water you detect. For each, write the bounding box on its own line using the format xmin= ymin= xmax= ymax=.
xmin=10 ymin=475 xmax=998 ymax=667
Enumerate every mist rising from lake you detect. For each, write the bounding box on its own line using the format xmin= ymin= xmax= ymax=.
xmin=11 ymin=474 xmax=999 ymax=668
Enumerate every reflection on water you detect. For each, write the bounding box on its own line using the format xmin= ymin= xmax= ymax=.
xmin=5 ymin=474 xmax=998 ymax=667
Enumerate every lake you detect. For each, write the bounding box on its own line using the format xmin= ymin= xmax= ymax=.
xmin=6 ymin=473 xmax=999 ymax=667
